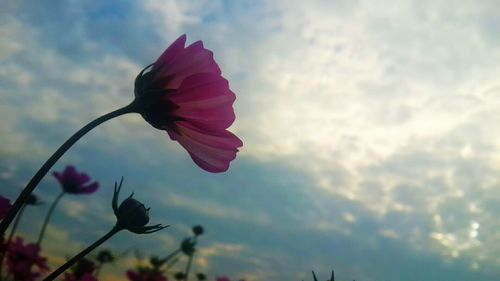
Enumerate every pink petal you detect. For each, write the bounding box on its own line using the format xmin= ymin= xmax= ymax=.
xmin=169 ymin=73 xmax=236 ymax=129
xmin=79 ymin=182 xmax=99 ymax=194
xmin=153 ymin=34 xmax=187 ymax=72
xmin=171 ymin=121 xmax=242 ymax=149
xmin=167 ymin=122 xmax=242 ymax=173
xmin=159 ymin=40 xmax=222 ymax=89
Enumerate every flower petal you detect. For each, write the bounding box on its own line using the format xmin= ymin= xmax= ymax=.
xmin=167 ymin=122 xmax=242 ymax=173
xmin=153 ymin=34 xmax=187 ymax=72
xmin=159 ymin=40 xmax=222 ymax=89
xmin=169 ymin=73 xmax=236 ymax=130
xmin=79 ymin=182 xmax=99 ymax=194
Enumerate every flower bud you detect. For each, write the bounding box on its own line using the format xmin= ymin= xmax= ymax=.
xmin=192 ymin=225 xmax=204 ymax=236
xmin=112 ymin=178 xmax=168 ymax=234
xmin=116 ymin=197 xmax=150 ymax=230
xmin=180 ymin=238 xmax=196 ymax=256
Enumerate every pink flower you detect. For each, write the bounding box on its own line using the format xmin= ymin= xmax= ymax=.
xmin=52 ymin=165 xmax=99 ymax=194
xmin=133 ymin=34 xmax=243 ymax=173
xmin=216 ymin=277 xmax=231 ymax=281
xmin=126 ymin=270 xmax=168 ymax=281
xmin=0 ymin=195 xmax=12 ymax=220
xmin=5 ymin=237 xmax=49 ymax=281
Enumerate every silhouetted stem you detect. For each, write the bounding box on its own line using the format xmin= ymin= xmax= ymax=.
xmin=161 ymin=248 xmax=182 ymax=264
xmin=37 ymin=191 xmax=65 ymax=247
xmin=43 ymin=226 xmax=121 ymax=281
xmin=7 ymin=203 xmax=26 ymax=244
xmin=0 ymin=102 xmax=139 ymax=235
xmin=183 ymin=237 xmax=197 ymax=281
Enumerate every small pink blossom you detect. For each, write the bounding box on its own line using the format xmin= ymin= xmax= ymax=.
xmin=5 ymin=237 xmax=49 ymax=281
xmin=133 ymin=34 xmax=243 ymax=173
xmin=52 ymin=165 xmax=99 ymax=194
xmin=0 ymin=195 xmax=12 ymax=220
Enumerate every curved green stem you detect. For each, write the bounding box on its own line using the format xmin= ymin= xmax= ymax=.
xmin=0 ymin=102 xmax=139 ymax=235
xmin=43 ymin=226 xmax=121 ymax=281
xmin=37 ymin=191 xmax=65 ymax=247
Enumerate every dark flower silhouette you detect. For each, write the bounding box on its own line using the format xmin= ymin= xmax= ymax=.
xmin=112 ymin=178 xmax=168 ymax=234
xmin=63 ymin=258 xmax=98 ymax=281
xmin=43 ymin=178 xmax=167 ymax=281
xmin=133 ymin=34 xmax=243 ymax=173
xmin=192 ymin=225 xmax=204 ymax=236
xmin=53 ymin=165 xmax=99 ymax=194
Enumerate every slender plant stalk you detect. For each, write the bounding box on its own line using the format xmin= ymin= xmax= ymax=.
xmin=183 ymin=237 xmax=197 ymax=281
xmin=161 ymin=248 xmax=181 ymax=264
xmin=7 ymin=203 xmax=26 ymax=244
xmin=0 ymin=102 xmax=138 ymax=235
xmin=37 ymin=191 xmax=65 ymax=246
xmin=43 ymin=226 xmax=121 ymax=281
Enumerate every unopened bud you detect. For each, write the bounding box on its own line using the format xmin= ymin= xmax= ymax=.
xmin=117 ymin=198 xmax=149 ymax=230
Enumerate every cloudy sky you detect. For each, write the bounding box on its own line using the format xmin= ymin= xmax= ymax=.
xmin=1 ymin=0 xmax=500 ymax=280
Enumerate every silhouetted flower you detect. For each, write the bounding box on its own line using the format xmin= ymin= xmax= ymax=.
xmin=180 ymin=238 xmax=196 ymax=256
xmin=133 ymin=34 xmax=243 ymax=173
xmin=53 ymin=166 xmax=99 ymax=194
xmin=173 ymin=272 xmax=185 ymax=280
xmin=63 ymin=258 xmax=98 ymax=281
xmin=96 ymin=249 xmax=114 ymax=264
xmin=112 ymin=178 xmax=168 ymax=234
xmin=192 ymin=225 xmax=204 ymax=236
xmin=196 ymin=273 xmax=206 ymax=280
xmin=127 ymin=270 xmax=168 ymax=281
xmin=0 ymin=195 xmax=12 ymax=220
xmin=5 ymin=237 xmax=49 ymax=281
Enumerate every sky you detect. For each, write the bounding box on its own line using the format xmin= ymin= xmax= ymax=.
xmin=1 ymin=0 xmax=500 ymax=280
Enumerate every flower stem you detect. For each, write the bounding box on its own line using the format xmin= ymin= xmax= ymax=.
xmin=7 ymin=203 xmax=26 ymax=244
xmin=0 ymin=102 xmax=138 ymax=235
xmin=36 ymin=191 xmax=65 ymax=247
xmin=160 ymin=248 xmax=181 ymax=264
xmin=183 ymin=237 xmax=197 ymax=281
xmin=43 ymin=226 xmax=121 ymax=281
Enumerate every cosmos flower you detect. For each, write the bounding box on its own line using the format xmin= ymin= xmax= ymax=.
xmin=63 ymin=258 xmax=98 ymax=281
xmin=133 ymin=34 xmax=243 ymax=173
xmin=5 ymin=237 xmax=49 ymax=281
xmin=0 ymin=195 xmax=12 ymax=220
xmin=53 ymin=165 xmax=99 ymax=194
